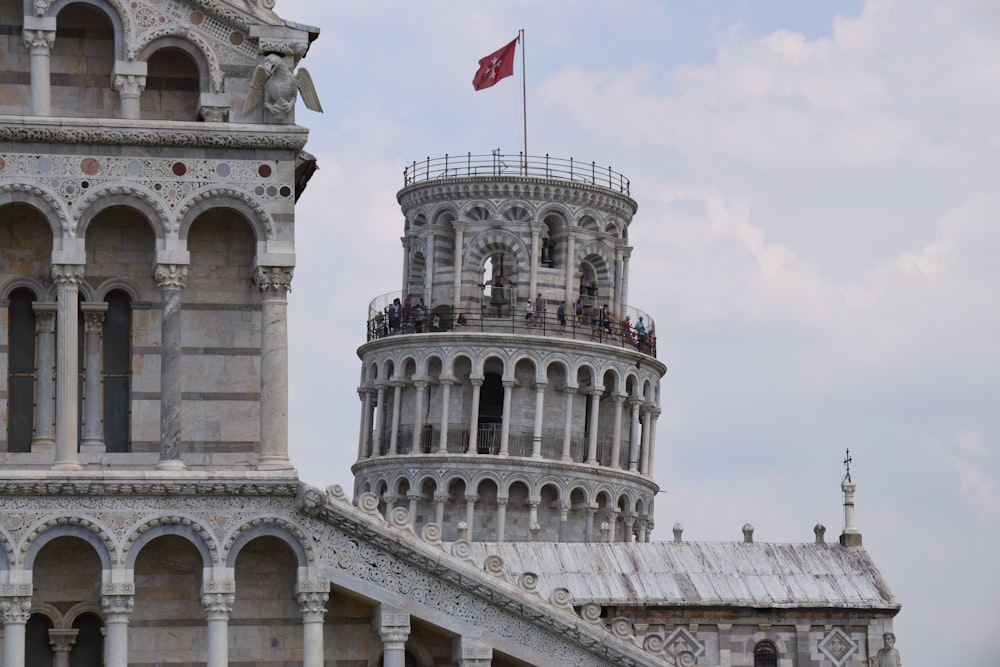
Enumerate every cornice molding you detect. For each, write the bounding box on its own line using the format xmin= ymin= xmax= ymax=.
xmin=0 ymin=122 xmax=308 ymax=151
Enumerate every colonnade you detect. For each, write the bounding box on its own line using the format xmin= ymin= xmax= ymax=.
xmin=357 ymin=377 xmax=660 ymax=474
xmin=12 ymin=261 xmax=292 ymax=470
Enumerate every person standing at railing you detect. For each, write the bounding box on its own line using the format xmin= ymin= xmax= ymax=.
xmin=634 ymin=316 xmax=646 ymax=350
xmin=525 ymin=298 xmax=535 ymax=326
xmin=575 ymin=296 xmax=584 ymax=326
xmin=557 ymin=302 xmax=567 ymax=332
xmin=622 ymin=315 xmax=632 ymax=344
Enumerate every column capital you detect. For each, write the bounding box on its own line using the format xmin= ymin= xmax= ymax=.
xmin=375 ymin=608 xmax=410 ymax=646
xmin=33 ymin=302 xmax=57 ymax=331
xmin=82 ymin=302 xmax=108 ymax=331
xmin=48 ymin=628 xmax=79 ymax=654
xmin=296 ymin=590 xmax=329 ymax=621
xmin=101 ymin=593 xmax=134 ymax=618
xmin=51 ymin=264 xmax=85 ymax=286
xmin=153 ymin=263 xmax=189 ymax=289
xmin=201 ymin=592 xmax=235 ymax=620
xmin=434 ymin=493 xmax=450 ymax=503
xmin=453 ymin=637 xmax=493 ymax=667
xmin=0 ymin=596 xmax=32 ymax=623
xmin=254 ymin=265 xmax=294 ymax=297
xmin=113 ymin=73 xmax=146 ymax=99
xmin=22 ymin=27 xmax=55 ymax=54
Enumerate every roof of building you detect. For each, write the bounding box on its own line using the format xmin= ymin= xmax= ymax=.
xmin=461 ymin=541 xmax=900 ymax=611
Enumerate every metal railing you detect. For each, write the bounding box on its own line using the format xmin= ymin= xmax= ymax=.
xmin=403 ymin=153 xmax=630 ymax=195
xmin=367 ymin=295 xmax=657 ymax=358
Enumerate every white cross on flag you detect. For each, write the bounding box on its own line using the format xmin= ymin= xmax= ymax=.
xmin=472 ymin=37 xmax=518 ymax=90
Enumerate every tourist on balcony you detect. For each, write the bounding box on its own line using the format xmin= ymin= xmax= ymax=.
xmin=557 ymin=302 xmax=567 ymax=332
xmin=634 ymin=316 xmax=646 ymax=350
xmin=525 ymin=298 xmax=535 ymax=326
xmin=622 ymin=315 xmax=633 ymax=344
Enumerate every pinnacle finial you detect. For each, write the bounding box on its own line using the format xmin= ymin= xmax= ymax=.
xmin=843 ymin=448 xmax=852 ymax=481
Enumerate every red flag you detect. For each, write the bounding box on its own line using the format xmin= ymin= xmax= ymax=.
xmin=472 ymin=37 xmax=518 ymax=91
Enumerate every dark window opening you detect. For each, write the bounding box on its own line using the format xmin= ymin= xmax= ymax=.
xmin=7 ymin=289 xmax=37 ymax=452
xmin=103 ymin=290 xmax=132 ymax=452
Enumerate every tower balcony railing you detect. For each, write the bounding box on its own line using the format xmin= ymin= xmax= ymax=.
xmin=367 ymin=292 xmax=658 ymax=358
xmin=403 ymin=153 xmax=630 ymax=195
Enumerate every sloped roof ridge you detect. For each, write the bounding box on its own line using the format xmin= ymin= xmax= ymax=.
xmin=184 ymin=0 xmax=319 ymax=35
xmin=296 ymin=484 xmax=664 ymax=667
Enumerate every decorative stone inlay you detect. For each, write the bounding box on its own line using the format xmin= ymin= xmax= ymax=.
xmin=819 ymin=627 xmax=859 ymax=666
xmin=663 ymin=628 xmax=704 ymax=664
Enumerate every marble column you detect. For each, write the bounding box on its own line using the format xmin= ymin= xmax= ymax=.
xmin=434 ymin=493 xmax=447 ymax=526
xmin=621 ymin=246 xmax=632 ymax=309
xmin=412 ymin=379 xmax=427 ymax=452
xmin=639 ymin=403 xmax=653 ymax=475
xmin=201 ymin=591 xmax=234 ymax=667
xmin=101 ymin=593 xmax=133 ymax=667
xmin=48 ymin=629 xmax=78 ymax=667
xmin=531 ymin=381 xmax=546 ymax=458
xmin=528 ymin=223 xmax=542 ymax=301
xmin=376 ymin=608 xmax=410 ymax=667
xmin=358 ymin=387 xmax=374 ymax=459
xmin=436 ymin=379 xmax=452 ymax=453
xmin=154 ymin=264 xmax=188 ymax=470
xmin=423 ymin=230 xmax=435 ymax=308
xmin=52 ymin=264 xmax=84 ymax=470
xmin=1 ymin=596 xmax=31 ymax=667
xmin=498 ymin=380 xmax=514 ymax=456
xmin=255 ymin=266 xmax=294 ymax=469
xmin=623 ymin=515 xmax=635 ymax=543
xmin=558 ymin=506 xmax=568 ymax=542
xmin=528 ymin=501 xmax=539 ymax=541
xmin=467 ymin=378 xmax=482 ymax=454
xmin=585 ymin=386 xmax=603 ymax=465
xmin=563 ymin=230 xmax=576 ymax=311
xmin=373 ymin=384 xmax=387 ymax=456
xmin=609 ymin=393 xmax=626 ymax=468
xmin=112 ymin=61 xmax=147 ymax=120
xmin=453 ymin=636 xmax=493 ymax=667
xmin=627 ymin=399 xmax=641 ymax=471
xmin=22 ymin=17 xmax=55 ymax=116
xmin=407 ymin=493 xmax=419 ymax=520
xmin=464 ymin=494 xmax=477 ymax=539
xmin=585 ymin=507 xmax=596 ymax=543
xmin=80 ymin=303 xmax=108 ymax=453
xmin=452 ymin=222 xmax=466 ymax=312
xmin=561 ymin=386 xmax=576 ymax=461
xmin=496 ymin=499 xmax=507 ymax=543
xmin=647 ymin=407 xmax=661 ymax=475
xmin=31 ymin=303 xmax=57 ymax=451
xmin=400 ymin=237 xmax=411 ymax=297
xmin=297 ymin=584 xmax=329 ymax=667
xmin=388 ymin=382 xmax=403 ymax=455
xmin=614 ymin=244 xmax=624 ymax=319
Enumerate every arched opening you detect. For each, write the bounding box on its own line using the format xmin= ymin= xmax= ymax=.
xmin=143 ymin=46 xmax=201 ymax=120
xmin=25 ymin=613 xmax=54 ymax=667
xmin=477 ymin=372 xmax=503 ymax=454
xmin=537 ymin=484 xmax=560 ymax=541
xmin=231 ymin=536 xmax=301 ymax=664
xmin=132 ymin=535 xmax=204 ymax=662
xmin=754 ymin=641 xmax=778 ymax=667
xmin=52 ymin=4 xmax=115 ymax=118
xmin=6 ymin=288 xmax=37 ymax=452
xmin=103 ymin=290 xmax=131 ymax=452
xmin=69 ymin=612 xmax=105 ymax=667
xmin=473 ymin=479 xmax=499 ymax=540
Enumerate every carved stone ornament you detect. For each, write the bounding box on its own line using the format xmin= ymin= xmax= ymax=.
xmin=101 ymin=594 xmax=135 ymax=616
xmin=113 ymin=74 xmax=146 ymax=99
xmin=0 ymin=124 xmax=308 ymax=151
xmin=201 ymin=592 xmax=235 ymax=618
xmin=296 ymin=591 xmax=329 ymax=619
xmin=254 ymin=266 xmax=293 ymax=295
xmin=0 ymin=597 xmax=32 ymax=623
xmin=819 ymin=627 xmax=859 ymax=667
xmin=33 ymin=0 xmax=51 ymax=16
xmin=154 ymin=264 xmax=189 ymax=289
xmin=51 ymin=264 xmax=85 ymax=286
xmin=22 ymin=29 xmax=55 ymax=53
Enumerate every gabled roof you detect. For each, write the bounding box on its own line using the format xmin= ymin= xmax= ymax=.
xmin=460 ymin=541 xmax=900 ymax=611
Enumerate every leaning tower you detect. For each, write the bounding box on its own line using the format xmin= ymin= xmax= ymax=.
xmin=353 ymin=154 xmax=666 ymax=543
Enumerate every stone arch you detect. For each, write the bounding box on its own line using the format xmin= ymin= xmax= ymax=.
xmin=28 ymin=602 xmax=62 ymax=627
xmin=742 ymin=632 xmax=792 ymax=659
xmin=134 ymin=32 xmax=221 ymax=93
xmin=225 ymin=519 xmax=311 ymax=568
xmin=23 ymin=522 xmax=113 ymax=570
xmin=575 ymin=239 xmax=614 ymax=277
xmin=0 ymin=276 xmax=51 ymax=302
xmin=74 ymin=183 xmax=170 ymax=241
xmin=64 ymin=601 xmax=104 ymax=628
xmin=457 ymin=200 xmax=493 ymax=221
xmin=177 ymin=188 xmax=272 ymax=243
xmin=577 ymin=213 xmax=600 ymax=233
xmin=497 ymin=201 xmax=535 ymax=222
xmin=0 ymin=528 xmax=13 ymax=570
xmin=464 ymin=228 xmax=530 ymax=287
xmin=430 ymin=204 xmax=459 ymax=227
xmin=123 ymin=520 xmax=216 ymax=569
xmin=92 ymin=276 xmax=143 ymax=303
xmin=0 ymin=185 xmax=70 ymax=239
xmin=49 ymin=0 xmax=127 ymax=60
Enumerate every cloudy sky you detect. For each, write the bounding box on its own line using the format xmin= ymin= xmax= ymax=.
xmin=275 ymin=2 xmax=999 ymax=665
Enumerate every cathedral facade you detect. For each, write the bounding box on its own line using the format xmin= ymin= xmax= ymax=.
xmin=0 ymin=1 xmax=899 ymax=666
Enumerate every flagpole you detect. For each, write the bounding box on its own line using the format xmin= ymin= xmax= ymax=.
xmin=519 ymin=28 xmax=527 ymax=174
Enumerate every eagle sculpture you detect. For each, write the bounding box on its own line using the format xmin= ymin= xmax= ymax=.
xmin=242 ymin=53 xmax=323 ymax=119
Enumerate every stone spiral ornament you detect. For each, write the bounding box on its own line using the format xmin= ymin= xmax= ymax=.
xmin=358 ymin=492 xmax=382 ymax=515
xmin=610 ymin=617 xmax=633 ymax=638
xmin=420 ymin=523 xmax=442 ymax=544
xmin=519 ymin=572 xmax=539 ymax=592
xmin=643 ymin=633 xmax=666 ymax=653
xmin=580 ymin=602 xmax=603 ymax=623
xmin=676 ymin=650 xmax=697 ymax=667
xmin=484 ymin=554 xmax=506 ymax=576
xmin=389 ymin=507 xmax=410 ymax=529
xmin=549 ymin=587 xmax=573 ymax=608
xmin=450 ymin=540 xmax=472 ymax=560
xmin=326 ymin=485 xmax=346 ymax=502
